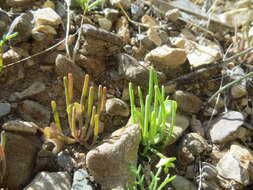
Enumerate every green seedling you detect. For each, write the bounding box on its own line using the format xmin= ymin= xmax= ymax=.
xmin=129 ymin=68 xmax=177 ymax=153
xmin=0 ymin=32 xmax=18 ymax=72
xmin=43 ymin=73 xmax=107 ymax=152
xmin=0 ymin=131 xmax=6 ymax=183
xmin=75 ymin=0 xmax=105 ymax=14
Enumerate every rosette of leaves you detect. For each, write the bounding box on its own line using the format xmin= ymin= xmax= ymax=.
xmin=43 ymin=73 xmax=106 ymax=152
xmin=129 ymin=68 xmax=177 ymax=152
xmin=75 ymin=0 xmax=105 ymax=14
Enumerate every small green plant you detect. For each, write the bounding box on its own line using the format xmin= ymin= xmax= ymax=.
xmin=0 ymin=131 xmax=6 ymax=183
xmin=43 ymin=73 xmax=107 ymax=152
xmin=129 ymin=68 xmax=177 ymax=153
xmin=75 ymin=0 xmax=105 ymax=14
xmin=0 ymin=32 xmax=18 ymax=72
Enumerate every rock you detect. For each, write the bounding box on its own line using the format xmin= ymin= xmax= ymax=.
xmin=34 ymin=8 xmax=62 ymax=26
xmin=71 ymin=169 xmax=93 ymax=190
xmin=34 ymin=149 xmax=58 ymax=172
xmin=173 ymin=90 xmax=202 ymax=114
xmin=43 ymin=0 xmax=55 ymax=9
xmin=80 ymin=24 xmax=123 ymax=57
xmin=217 ymin=152 xmax=249 ymax=185
xmin=218 ymin=8 xmax=253 ymax=27
xmin=105 ymin=98 xmax=130 ymax=117
xmin=131 ymin=4 xmax=143 ymax=21
xmin=55 ymin=54 xmax=86 ymax=91
xmin=3 ymin=48 xmax=22 ymax=65
xmin=185 ymin=41 xmax=220 ymax=68
xmin=147 ymin=27 xmax=162 ymax=46
xmin=229 ymin=67 xmax=247 ymax=99
xmin=115 ymin=16 xmax=130 ymax=43
xmin=6 ymin=0 xmax=33 ymax=6
xmin=8 ymin=13 xmax=33 ymax=45
xmin=208 ymin=111 xmax=244 ymax=144
xmin=170 ymin=37 xmax=186 ymax=48
xmin=32 ymin=24 xmax=57 ymax=35
xmin=86 ymin=124 xmax=141 ymax=189
xmin=165 ymin=9 xmax=180 ymax=22
xmin=24 ymin=171 xmax=71 ymax=190
xmin=171 ymin=175 xmax=197 ymax=190
xmin=141 ymin=15 xmax=158 ymax=27
xmin=104 ymin=8 xmax=119 ymax=22
xmin=110 ymin=0 xmax=131 ymax=9
xmin=178 ymin=133 xmax=210 ymax=165
xmin=235 ymin=0 xmax=251 ymax=8
xmin=136 ymin=34 xmax=156 ymax=50
xmin=17 ymin=100 xmax=50 ymax=126
xmin=0 ymin=10 xmax=11 ymax=37
xmin=57 ymin=151 xmax=77 ymax=171
xmin=2 ymin=120 xmax=37 ymax=135
xmin=118 ymin=53 xmax=166 ymax=86
xmin=98 ymin=17 xmax=112 ymax=31
xmin=168 ymin=113 xmax=190 ymax=144
xmin=145 ymin=45 xmax=187 ymax=70
xmin=0 ymin=102 xmax=11 ymax=118
xmin=190 ymin=115 xmax=204 ymax=137
xmin=2 ymin=131 xmax=41 ymax=189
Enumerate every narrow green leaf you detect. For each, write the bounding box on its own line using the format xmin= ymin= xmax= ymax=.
xmin=51 ymin=100 xmax=63 ymax=134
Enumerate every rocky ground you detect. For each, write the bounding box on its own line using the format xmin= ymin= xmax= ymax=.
xmin=0 ymin=0 xmax=253 ymax=189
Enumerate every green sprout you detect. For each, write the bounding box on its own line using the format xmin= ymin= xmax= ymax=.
xmin=75 ymin=0 xmax=105 ymax=14
xmin=129 ymin=68 xmax=177 ymax=152
xmin=43 ymin=73 xmax=107 ymax=151
xmin=0 ymin=131 xmax=6 ymax=183
xmin=0 ymin=32 xmax=18 ymax=72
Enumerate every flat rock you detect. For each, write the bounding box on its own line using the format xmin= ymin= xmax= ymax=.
xmin=86 ymin=124 xmax=141 ymax=190
xmin=24 ymin=171 xmax=71 ymax=190
xmin=178 ymin=133 xmax=210 ymax=165
xmin=0 ymin=102 xmax=11 ymax=118
xmin=208 ymin=111 xmax=244 ymax=144
xmin=172 ymin=175 xmax=197 ymax=190
xmin=2 ymin=120 xmax=37 ymax=135
xmin=145 ymin=45 xmax=187 ymax=69
xmin=34 ymin=8 xmax=62 ymax=26
xmin=6 ymin=0 xmax=34 ymax=6
xmin=105 ymin=98 xmax=129 ymax=117
xmin=173 ymin=90 xmax=202 ymax=113
xmin=71 ymin=169 xmax=93 ymax=190
xmin=17 ymin=100 xmax=50 ymax=126
xmin=2 ymin=131 xmax=41 ymax=189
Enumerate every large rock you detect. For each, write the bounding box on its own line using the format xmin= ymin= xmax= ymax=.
xmin=24 ymin=171 xmax=71 ymax=190
xmin=208 ymin=111 xmax=244 ymax=144
xmin=2 ymin=131 xmax=41 ymax=189
xmin=86 ymin=124 xmax=141 ymax=190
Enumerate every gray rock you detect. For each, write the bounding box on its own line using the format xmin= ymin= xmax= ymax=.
xmin=190 ymin=115 xmax=204 ymax=137
xmin=0 ymin=102 xmax=11 ymax=118
xmin=71 ymin=169 xmax=93 ymax=190
xmin=136 ymin=34 xmax=156 ymax=50
xmin=172 ymin=175 xmax=197 ymax=190
xmin=86 ymin=124 xmax=141 ymax=190
xmin=2 ymin=131 xmax=41 ymax=189
xmin=57 ymin=151 xmax=77 ymax=171
xmin=8 ymin=13 xmax=33 ymax=45
xmin=208 ymin=111 xmax=244 ymax=144
xmin=0 ymin=10 xmax=10 ymax=37
xmin=24 ymin=171 xmax=71 ymax=190
xmin=178 ymin=133 xmax=210 ymax=165
xmin=2 ymin=120 xmax=37 ymax=135
xmin=118 ymin=53 xmax=166 ymax=86
xmin=131 ymin=4 xmax=143 ymax=21
xmin=17 ymin=100 xmax=50 ymax=126
xmin=105 ymin=98 xmax=129 ymax=117
xmin=174 ymin=90 xmax=202 ymax=113
xmin=104 ymin=8 xmax=119 ymax=22
xmin=55 ymin=54 xmax=86 ymax=91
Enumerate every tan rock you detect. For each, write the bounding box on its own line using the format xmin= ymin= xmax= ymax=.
xmin=98 ymin=17 xmax=112 ymax=31
xmin=141 ymin=15 xmax=158 ymax=27
xmin=34 ymin=8 xmax=62 ymax=26
xmin=115 ymin=16 xmax=130 ymax=43
xmin=145 ymin=45 xmax=187 ymax=68
xmin=147 ymin=27 xmax=162 ymax=46
xmin=32 ymin=24 xmax=57 ymax=35
xmin=165 ymin=8 xmax=180 ymax=22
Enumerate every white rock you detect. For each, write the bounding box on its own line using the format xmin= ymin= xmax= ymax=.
xmin=34 ymin=8 xmax=62 ymax=26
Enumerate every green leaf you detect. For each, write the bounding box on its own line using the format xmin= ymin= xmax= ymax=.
xmin=88 ymin=0 xmax=105 ymax=10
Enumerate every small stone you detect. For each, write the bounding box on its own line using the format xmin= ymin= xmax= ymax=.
xmin=32 ymin=24 xmax=57 ymax=35
xmin=178 ymin=133 xmax=210 ymax=165
xmin=2 ymin=120 xmax=37 ymax=135
xmin=18 ymin=100 xmax=50 ymax=126
xmin=131 ymin=4 xmax=143 ymax=21
xmin=43 ymin=0 xmax=55 ymax=9
xmin=3 ymin=48 xmax=21 ymax=65
xmin=173 ymin=90 xmax=202 ymax=113
xmin=147 ymin=28 xmax=162 ymax=46
xmin=104 ymin=8 xmax=119 ymax=22
xmin=172 ymin=175 xmax=197 ymax=190
xmin=71 ymin=169 xmax=93 ymax=190
xmin=145 ymin=45 xmax=187 ymax=69
xmin=190 ymin=115 xmax=204 ymax=137
xmin=231 ymin=85 xmax=247 ymax=99
xmin=34 ymin=8 xmax=62 ymax=26
xmin=86 ymin=124 xmax=141 ymax=189
xmin=98 ymin=17 xmax=112 ymax=31
xmin=115 ymin=16 xmax=130 ymax=43
xmin=0 ymin=102 xmax=11 ymax=118
xmin=106 ymin=98 xmax=130 ymax=117
xmin=0 ymin=10 xmax=10 ymax=37
xmin=141 ymin=15 xmax=158 ymax=27
xmin=110 ymin=0 xmax=131 ymax=9
xmin=170 ymin=37 xmax=186 ymax=48
xmin=6 ymin=0 xmax=33 ymax=6
xmin=165 ymin=9 xmax=180 ymax=22
xmin=57 ymin=151 xmax=77 ymax=171
xmin=218 ymin=8 xmax=253 ymax=27
xmin=208 ymin=111 xmax=244 ymax=144
xmin=24 ymin=171 xmax=71 ymax=190
xmin=229 ymin=67 xmax=247 ymax=99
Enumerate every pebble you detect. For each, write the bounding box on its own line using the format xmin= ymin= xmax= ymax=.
xmin=34 ymin=8 xmax=62 ymax=26
xmin=98 ymin=17 xmax=112 ymax=31
xmin=32 ymin=24 xmax=57 ymax=35
xmin=2 ymin=120 xmax=37 ymax=135
xmin=165 ymin=9 xmax=180 ymax=22
xmin=171 ymin=175 xmax=197 ymax=190
xmin=57 ymin=151 xmax=77 ymax=171
xmin=104 ymin=8 xmax=119 ymax=22
xmin=0 ymin=102 xmax=11 ymax=118
xmin=105 ymin=98 xmax=130 ymax=117
xmin=71 ymin=169 xmax=93 ymax=190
